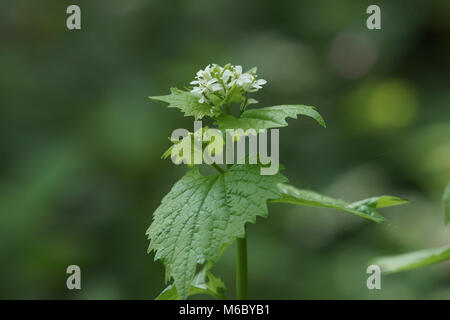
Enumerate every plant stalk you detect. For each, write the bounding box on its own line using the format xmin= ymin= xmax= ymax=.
xmin=212 ymin=163 xmax=225 ymax=174
xmin=236 ymin=226 xmax=248 ymax=300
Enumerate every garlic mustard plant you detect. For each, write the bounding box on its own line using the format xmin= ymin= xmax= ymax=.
xmin=147 ymin=63 xmax=408 ymax=300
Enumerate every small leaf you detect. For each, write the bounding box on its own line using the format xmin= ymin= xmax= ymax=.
xmin=147 ymin=164 xmax=287 ymax=299
xmin=372 ymin=244 xmax=450 ymax=274
xmin=443 ymin=181 xmax=450 ymax=225
xmin=270 ymin=183 xmax=407 ymax=223
xmin=247 ymin=98 xmax=258 ymax=106
xmin=161 ymin=127 xmax=224 ymax=165
xmin=156 ymin=266 xmax=226 ymax=300
xmin=216 ymin=105 xmax=326 ymax=131
xmin=150 ymin=88 xmax=213 ymax=119
xmin=246 ymin=66 xmax=258 ymax=74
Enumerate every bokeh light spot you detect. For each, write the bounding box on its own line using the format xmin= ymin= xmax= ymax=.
xmin=367 ymin=80 xmax=419 ymax=129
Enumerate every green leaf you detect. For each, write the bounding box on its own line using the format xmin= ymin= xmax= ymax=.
xmin=156 ymin=266 xmax=226 ymax=300
xmin=161 ymin=127 xmax=224 ymax=166
xmin=372 ymin=244 xmax=450 ymax=274
xmin=246 ymin=98 xmax=258 ymax=106
xmin=216 ymin=105 xmax=326 ymax=131
xmin=270 ymin=183 xmax=408 ymax=223
xmin=246 ymin=66 xmax=258 ymax=74
xmin=444 ymin=181 xmax=450 ymax=225
xmin=150 ymin=88 xmax=213 ymax=119
xmin=146 ymin=164 xmax=287 ymax=299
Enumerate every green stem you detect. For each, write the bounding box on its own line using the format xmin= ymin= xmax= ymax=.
xmin=211 ymin=163 xmax=225 ymax=174
xmin=236 ymin=226 xmax=248 ymax=300
xmin=239 ymin=96 xmax=248 ymax=117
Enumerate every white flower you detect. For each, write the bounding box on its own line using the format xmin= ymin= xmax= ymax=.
xmin=252 ymin=79 xmax=267 ymax=89
xmin=222 ymin=69 xmax=234 ymax=84
xmin=236 ymin=73 xmax=254 ymax=88
xmin=191 ymin=86 xmax=206 ymax=103
xmin=210 ymin=82 xmax=224 ymax=93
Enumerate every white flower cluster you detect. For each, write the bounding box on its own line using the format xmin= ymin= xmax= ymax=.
xmin=190 ymin=64 xmax=267 ymax=104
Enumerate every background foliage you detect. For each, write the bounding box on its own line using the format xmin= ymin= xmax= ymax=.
xmin=0 ymin=0 xmax=449 ymax=299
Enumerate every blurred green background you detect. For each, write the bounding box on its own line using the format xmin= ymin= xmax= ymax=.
xmin=1 ymin=0 xmax=449 ymax=299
